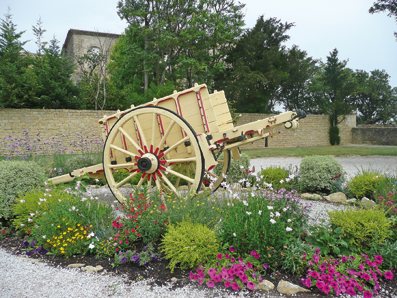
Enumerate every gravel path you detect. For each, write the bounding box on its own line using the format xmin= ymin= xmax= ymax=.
xmin=250 ymin=156 xmax=397 ymax=180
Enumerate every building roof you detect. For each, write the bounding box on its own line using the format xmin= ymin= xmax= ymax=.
xmin=62 ymin=29 xmax=121 ymax=51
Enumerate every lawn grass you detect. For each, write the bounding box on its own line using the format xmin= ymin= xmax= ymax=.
xmin=243 ymin=145 xmax=397 ymax=159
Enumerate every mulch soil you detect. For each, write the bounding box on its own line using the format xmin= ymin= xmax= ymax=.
xmin=1 ymin=232 xmax=396 ymax=298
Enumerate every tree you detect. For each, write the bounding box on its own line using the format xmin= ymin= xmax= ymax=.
xmin=369 ymin=0 xmax=397 ymax=38
xmin=77 ymin=32 xmax=116 ymax=110
xmin=308 ymin=49 xmax=357 ymax=145
xmin=352 ymin=69 xmax=397 ymax=124
xmin=214 ymin=16 xmax=294 ymax=113
xmin=0 ymin=9 xmax=36 ymax=108
xmin=112 ymin=0 xmax=245 ymax=106
xmin=279 ymin=45 xmax=319 ymax=112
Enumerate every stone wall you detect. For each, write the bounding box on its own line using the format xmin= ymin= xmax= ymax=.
xmin=0 ymin=109 xmax=357 ymax=156
xmin=352 ymin=127 xmax=397 ymax=146
xmin=236 ymin=113 xmax=356 ymax=149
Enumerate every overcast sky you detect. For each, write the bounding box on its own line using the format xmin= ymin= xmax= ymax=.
xmin=1 ymin=0 xmax=396 ymax=87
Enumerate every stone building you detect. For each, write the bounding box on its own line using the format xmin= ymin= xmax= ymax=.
xmin=62 ymin=29 xmax=120 ymax=82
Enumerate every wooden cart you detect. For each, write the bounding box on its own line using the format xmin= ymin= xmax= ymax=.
xmin=49 ymin=83 xmax=306 ymax=202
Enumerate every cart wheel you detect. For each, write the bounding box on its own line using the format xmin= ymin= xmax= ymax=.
xmin=202 ymin=150 xmax=231 ymax=192
xmin=103 ymin=106 xmax=205 ymax=203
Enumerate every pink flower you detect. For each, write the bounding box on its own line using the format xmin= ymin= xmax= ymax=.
xmin=322 ymin=284 xmax=330 ymax=294
xmin=217 ymin=253 xmax=223 ymax=260
xmin=309 ymin=271 xmax=320 ymax=279
xmin=214 ymin=274 xmax=222 ymax=282
xmin=362 ymin=273 xmax=371 ymax=281
xmin=198 ymin=278 xmax=203 ymax=285
xmin=301 ymin=278 xmax=311 ymax=287
xmin=232 ymin=282 xmax=239 ymax=291
xmin=319 ymin=263 xmax=326 ymax=272
xmin=224 ymin=281 xmax=231 ymax=288
xmin=385 ymin=271 xmax=394 ymax=280
xmin=207 ymin=268 xmax=216 ymax=276
xmin=226 ymin=253 xmax=230 ymax=260
xmin=347 ymin=268 xmax=358 ymax=276
xmin=250 ymin=250 xmax=260 ymax=259
xmin=263 ymin=263 xmax=269 ymax=270
xmin=189 ymin=271 xmax=194 ymax=279
xmin=247 ymin=261 xmax=253 ymax=268
xmin=240 ymin=274 xmax=248 ymax=283
xmin=313 ymin=254 xmax=320 ymax=264
xmin=363 ymin=290 xmax=373 ymax=298
xmin=231 ymin=257 xmax=236 ymax=263
xmin=193 ymin=274 xmax=199 ymax=280
xmin=207 ymin=280 xmax=215 ymax=288
xmin=346 ymin=287 xmax=356 ymax=296
xmin=316 ymin=280 xmax=325 ymax=291
xmin=247 ymin=281 xmax=255 ymax=290
xmin=229 ymin=246 xmax=236 ymax=252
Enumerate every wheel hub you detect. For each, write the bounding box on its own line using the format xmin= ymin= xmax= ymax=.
xmin=137 ymin=153 xmax=159 ymax=174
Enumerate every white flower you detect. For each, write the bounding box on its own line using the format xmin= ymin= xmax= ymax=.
xmin=48 ymin=194 xmax=52 ymax=197
xmin=89 ymin=243 xmax=95 ymax=249
xmin=275 ymin=212 xmax=281 ymax=217
xmin=20 ymin=224 xmax=25 ymax=226
xmin=81 ymin=197 xmax=87 ymax=202
xmin=30 ymin=213 xmax=35 ymax=216
xmin=43 ymin=198 xmax=47 ymax=201
xmin=20 ymin=200 xmax=25 ymax=203
xmin=280 ymin=180 xmax=284 ymax=184
xmin=233 ymin=233 xmax=236 ymax=237
xmin=258 ymin=210 xmax=262 ymax=215
xmin=240 ymin=165 xmax=244 ymax=169
xmin=44 ymin=193 xmax=47 ymax=196
xmin=71 ymin=206 xmax=76 ymax=211
xmin=58 ymin=199 xmax=61 ymax=202
xmin=38 ymin=202 xmax=41 ymax=205
xmin=95 ymin=179 xmax=99 ymax=182
xmin=243 ymin=200 xmax=248 ymax=206
xmin=246 ymin=182 xmax=251 ymax=187
xmin=44 ymin=181 xmax=48 ymax=185
xmin=246 ymin=211 xmax=252 ymax=216
xmin=286 ymin=178 xmax=291 ymax=182
xmin=87 ymin=232 xmax=95 ymax=239
xmin=287 ymin=219 xmax=292 ymax=222
xmin=270 ymin=219 xmax=276 ymax=224
xmin=267 ymin=206 xmax=273 ymax=210
xmin=286 ymin=227 xmax=293 ymax=232
xmin=42 ymin=235 xmax=46 ymax=239
xmin=283 ymin=208 xmax=287 ymax=212
xmin=36 ymin=211 xmax=39 ymax=214
xmin=270 ymin=212 xmax=274 ymax=218
xmin=27 ymin=218 xmax=32 ymax=222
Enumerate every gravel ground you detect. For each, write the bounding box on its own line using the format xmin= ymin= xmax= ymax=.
xmin=250 ymin=156 xmax=397 ymax=180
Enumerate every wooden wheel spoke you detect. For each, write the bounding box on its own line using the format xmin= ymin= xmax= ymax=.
xmin=107 ymin=163 xmax=136 ymax=169
xmin=166 ymin=167 xmax=194 ymax=183
xmin=159 ymin=174 xmax=178 ymax=194
xmin=151 ymin=113 xmax=156 ymax=147
xmin=136 ymin=176 xmax=145 ymax=188
xmin=115 ymin=171 xmax=138 ymax=188
xmin=154 ymin=173 xmax=161 ymax=192
xmin=109 ymin=144 xmax=139 ymax=158
xmin=166 ymin=157 xmax=197 ymax=164
xmin=157 ymin=120 xmax=175 ymax=149
xmin=174 ymin=164 xmax=186 ymax=188
xmin=133 ymin=115 xmax=148 ymax=148
xmin=164 ymin=136 xmax=189 ymax=155
xmin=118 ymin=127 xmax=143 ymax=154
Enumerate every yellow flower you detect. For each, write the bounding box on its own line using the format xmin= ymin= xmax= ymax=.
xmin=57 ymin=225 xmax=60 ymax=228
xmin=90 ymin=225 xmax=92 ymax=227
xmin=47 ymin=240 xmax=50 ymax=242
xmin=77 ymin=224 xmax=80 ymax=226
xmin=63 ymin=232 xmax=66 ymax=235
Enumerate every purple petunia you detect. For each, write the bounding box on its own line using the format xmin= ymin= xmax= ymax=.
xmin=224 ymin=281 xmax=231 ymax=288
xmin=385 ymin=271 xmax=394 ymax=280
xmin=207 ymin=280 xmax=215 ymax=288
xmin=363 ymin=290 xmax=373 ymax=298
xmin=120 ymin=257 xmax=127 ymax=263
xmin=232 ymin=282 xmax=239 ymax=291
xmin=247 ymin=281 xmax=255 ymax=290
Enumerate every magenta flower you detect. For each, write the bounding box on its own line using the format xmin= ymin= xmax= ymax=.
xmin=347 ymin=268 xmax=359 ymax=276
xmin=250 ymin=250 xmax=260 ymax=259
xmin=198 ymin=278 xmax=203 ymax=285
xmin=385 ymin=271 xmax=394 ymax=280
xmin=193 ymin=274 xmax=199 ymax=280
xmin=207 ymin=280 xmax=215 ymax=288
xmin=224 ymin=281 xmax=231 ymax=288
xmin=316 ymin=280 xmax=325 ymax=291
xmin=319 ymin=263 xmax=326 ymax=272
xmin=309 ymin=271 xmax=319 ymax=279
xmin=247 ymin=281 xmax=255 ymax=290
xmin=225 ymin=253 xmax=230 ymax=260
xmin=346 ymin=287 xmax=356 ymax=296
xmin=247 ymin=261 xmax=253 ymax=268
xmin=217 ymin=253 xmax=223 ymax=260
xmin=229 ymin=246 xmax=235 ymax=252
xmin=263 ymin=263 xmax=269 ymax=270
xmin=363 ymin=290 xmax=373 ymax=298
xmin=322 ymin=284 xmax=330 ymax=294
xmin=231 ymin=257 xmax=236 ymax=263
xmin=301 ymin=278 xmax=311 ymax=287
xmin=198 ymin=271 xmax=205 ymax=279
xmin=362 ymin=273 xmax=371 ymax=281
xmin=214 ymin=274 xmax=222 ymax=282
xmin=240 ymin=274 xmax=248 ymax=283
xmin=232 ymin=282 xmax=239 ymax=291
xmin=207 ymin=268 xmax=216 ymax=276
xmin=313 ymin=254 xmax=320 ymax=264
xmin=328 ymin=267 xmax=336 ymax=275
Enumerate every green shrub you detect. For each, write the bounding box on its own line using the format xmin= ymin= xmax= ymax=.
xmin=299 ymin=155 xmax=345 ymax=193
xmin=0 ymin=161 xmax=46 ymax=220
xmin=327 ymin=207 xmax=390 ymax=251
xmin=259 ymin=166 xmax=290 ymax=190
xmin=329 ymin=125 xmax=340 ymax=145
xmin=12 ymin=189 xmax=74 ymax=234
xmin=214 ymin=152 xmax=250 ymax=183
xmin=348 ymin=170 xmax=385 ymax=199
xmin=161 ymin=219 xmax=219 ymax=273
xmin=281 ymin=238 xmax=315 ymax=276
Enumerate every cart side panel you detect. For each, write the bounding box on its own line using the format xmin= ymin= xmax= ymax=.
xmin=209 ymin=91 xmax=234 ymax=131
